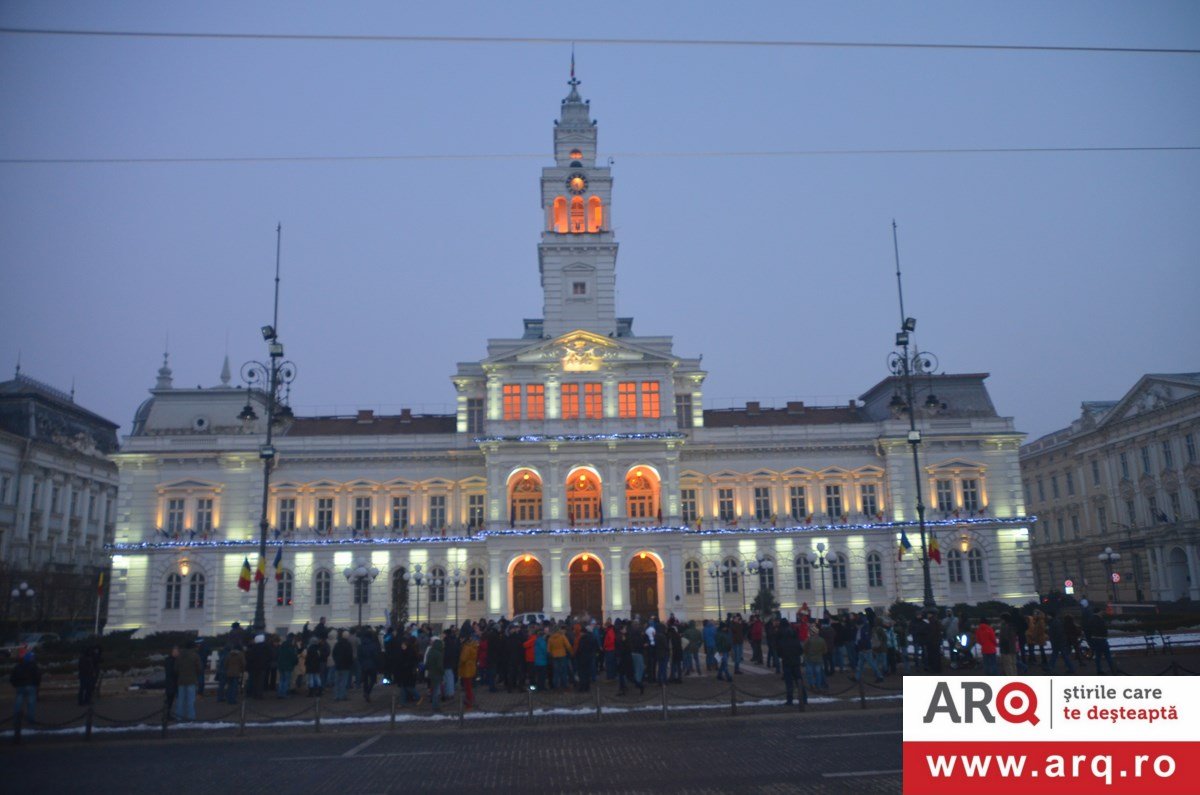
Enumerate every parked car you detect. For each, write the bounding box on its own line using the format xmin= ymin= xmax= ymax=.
xmin=511 ymin=612 xmax=549 ymax=626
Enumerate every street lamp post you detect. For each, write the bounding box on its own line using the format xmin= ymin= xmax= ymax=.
xmin=237 ymin=226 xmax=297 ymax=633
xmin=403 ymin=564 xmax=426 ymax=626
xmin=1098 ymin=547 xmax=1122 ymax=603
xmin=706 ymin=562 xmax=724 ymax=620
xmin=1113 ymin=523 xmax=1145 ymax=602
xmin=811 ymin=543 xmax=830 ymax=618
xmin=448 ymin=568 xmax=467 ymax=627
xmin=11 ymin=581 xmax=34 ymax=636
xmin=343 ymin=561 xmax=380 ymax=628
xmin=746 ymin=553 xmax=775 ymax=616
xmin=888 ymin=221 xmax=938 ymax=608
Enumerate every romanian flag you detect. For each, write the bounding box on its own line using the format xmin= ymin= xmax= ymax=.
xmin=273 ymin=546 xmax=283 ymax=581
xmin=237 ymin=557 xmax=253 ymax=591
xmin=97 ymin=572 xmax=105 ymax=596
xmin=929 ymin=534 xmax=942 ymax=565
xmin=568 ymin=509 xmax=574 ymax=526
xmin=899 ymin=529 xmax=913 ymax=560
xmin=656 ymin=506 xmax=663 ymax=524
xmin=255 ymin=555 xmax=267 ymax=583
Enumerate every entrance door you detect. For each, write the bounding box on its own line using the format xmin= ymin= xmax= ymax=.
xmin=512 ymin=558 xmax=544 ymax=614
xmin=569 ymin=555 xmax=603 ymax=621
xmin=629 ymin=555 xmax=659 ymax=620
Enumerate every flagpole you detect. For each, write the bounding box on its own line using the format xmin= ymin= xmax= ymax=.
xmin=94 ymin=583 xmax=102 ymax=636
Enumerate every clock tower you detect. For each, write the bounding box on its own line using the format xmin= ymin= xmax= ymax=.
xmin=538 ymin=69 xmax=619 ymax=338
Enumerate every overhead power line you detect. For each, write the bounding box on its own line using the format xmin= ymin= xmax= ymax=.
xmin=1 ymin=27 xmax=1198 ymax=55
xmin=1 ymin=145 xmax=1196 ymax=166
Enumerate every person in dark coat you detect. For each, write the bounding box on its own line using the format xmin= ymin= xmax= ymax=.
xmin=78 ymin=645 xmax=99 ymax=705
xmin=575 ymin=626 xmax=598 ymax=692
xmin=504 ymin=625 xmax=525 ymax=692
xmin=163 ymin=646 xmax=180 ymax=715
xmin=245 ymin=634 xmax=270 ymax=698
xmin=776 ymin=618 xmax=806 ymax=706
xmin=486 ymin=625 xmax=504 ymax=692
xmin=332 ymin=630 xmax=354 ymax=700
xmin=358 ymin=629 xmax=380 ymax=701
xmin=668 ymin=624 xmax=684 ymax=683
xmin=304 ymin=639 xmax=325 ymax=696
xmin=11 ymin=651 xmax=42 ymax=725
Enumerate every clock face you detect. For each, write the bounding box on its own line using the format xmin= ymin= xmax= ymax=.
xmin=566 ymin=174 xmax=588 ymax=194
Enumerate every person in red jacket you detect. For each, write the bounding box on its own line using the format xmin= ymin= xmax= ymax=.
xmin=748 ymin=616 xmax=765 ymax=664
xmin=976 ymin=618 xmax=999 ymax=675
xmin=603 ymin=622 xmax=617 ymax=680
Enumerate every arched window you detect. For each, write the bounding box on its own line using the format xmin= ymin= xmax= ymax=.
xmin=352 ymin=576 xmax=370 ymax=606
xmin=830 ymin=554 xmax=848 ymax=589
xmin=566 ymin=469 xmax=602 ymax=523
xmin=164 ymin=573 xmax=182 ymax=609
xmin=795 ymin=556 xmax=812 ymax=591
xmin=569 ymin=196 xmax=585 ymax=232
xmin=968 ymin=548 xmax=985 ymax=582
xmin=468 ymin=566 xmax=485 ymax=602
xmin=510 ymin=470 xmax=543 ymax=524
xmin=276 ymin=570 xmax=294 ymax=606
xmin=758 ymin=556 xmax=776 ymax=592
xmin=315 ymin=569 xmax=331 ymax=606
xmin=723 ymin=557 xmax=740 ymax=594
xmin=866 ymin=552 xmax=883 ymax=588
xmin=429 ymin=566 xmax=446 ymax=603
xmin=552 ymin=196 xmax=568 ymax=232
xmin=625 ymin=467 xmax=659 ymax=522
xmin=187 ymin=573 xmax=206 ymax=609
xmin=587 ymin=196 xmax=603 ymax=232
xmin=947 ymin=550 xmax=964 ymax=583
xmin=684 ymin=560 xmax=700 ymax=595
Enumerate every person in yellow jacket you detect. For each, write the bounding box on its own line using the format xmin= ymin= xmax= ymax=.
xmin=547 ymin=625 xmax=575 ymax=690
xmin=457 ymin=634 xmax=479 ymax=708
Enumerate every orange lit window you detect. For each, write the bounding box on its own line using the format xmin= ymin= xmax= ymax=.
xmin=552 ymin=197 xmax=567 ymax=233
xmin=503 ymin=384 xmax=522 ymax=421
xmin=641 ymin=381 xmax=660 ymax=418
xmin=526 ymin=384 xmax=545 ymax=420
xmin=587 ymin=196 xmax=603 ymax=232
xmin=584 ymin=383 xmax=603 ymax=419
xmin=569 ymin=149 xmax=583 ymax=160
xmin=569 ymin=196 xmax=585 ymax=233
xmin=618 ymin=382 xmax=638 ymax=418
xmin=561 ymin=384 xmax=580 ymax=419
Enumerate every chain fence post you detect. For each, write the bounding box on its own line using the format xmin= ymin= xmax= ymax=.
xmin=314 ymin=693 xmax=321 ymax=733
xmin=160 ymin=701 xmax=169 ymax=739
xmin=12 ymin=711 xmax=21 ymax=745
xmin=85 ymin=704 xmax=95 ymax=741
xmin=594 ymin=683 xmax=601 ymax=721
xmin=858 ymin=677 xmax=867 ymax=709
xmin=458 ymin=686 xmax=464 ymax=728
xmin=661 ymin=682 xmax=668 ymax=721
xmin=729 ymin=679 xmax=737 ymax=716
xmin=527 ymin=687 xmax=534 ymax=722
xmin=238 ymin=697 xmax=247 ymax=736
xmin=389 ymin=689 xmax=397 ymax=731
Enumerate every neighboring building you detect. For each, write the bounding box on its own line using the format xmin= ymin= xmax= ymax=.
xmin=106 ymin=73 xmax=1036 ymax=636
xmin=1020 ymin=373 xmax=1200 ymax=603
xmin=0 ymin=371 xmax=119 ymax=629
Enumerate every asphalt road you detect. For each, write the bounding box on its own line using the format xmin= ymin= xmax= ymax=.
xmin=5 ymin=707 xmax=903 ymax=793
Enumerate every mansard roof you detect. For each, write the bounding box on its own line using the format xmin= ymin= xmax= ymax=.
xmin=702 ymin=402 xmax=863 ymax=428
xmin=482 ymin=329 xmax=683 ymax=368
xmin=286 ymin=410 xmax=455 ymax=437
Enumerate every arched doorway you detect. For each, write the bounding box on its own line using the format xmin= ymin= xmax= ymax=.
xmin=569 ymin=554 xmax=603 ymax=621
xmin=629 ymin=553 xmax=659 ymax=620
xmin=1167 ymin=547 xmax=1189 ymax=600
xmin=509 ymin=469 xmax=543 ymax=525
xmin=566 ymin=468 xmax=602 ymax=525
xmin=625 ymin=466 xmax=660 ymax=524
xmin=511 ymin=556 xmax=544 ymax=615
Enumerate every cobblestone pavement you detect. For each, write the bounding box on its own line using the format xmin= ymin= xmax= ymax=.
xmin=4 ymin=706 xmax=904 ymax=793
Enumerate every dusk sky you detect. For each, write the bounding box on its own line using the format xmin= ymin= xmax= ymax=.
xmin=2 ymin=2 xmax=1197 ymax=443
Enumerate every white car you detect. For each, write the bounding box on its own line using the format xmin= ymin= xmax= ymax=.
xmin=511 ymin=612 xmax=549 ymax=626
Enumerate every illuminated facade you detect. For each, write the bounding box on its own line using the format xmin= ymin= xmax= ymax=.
xmin=106 ymin=75 xmax=1036 ymax=635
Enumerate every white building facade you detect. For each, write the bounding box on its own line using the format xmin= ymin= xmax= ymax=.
xmin=107 ymin=76 xmax=1036 ymax=635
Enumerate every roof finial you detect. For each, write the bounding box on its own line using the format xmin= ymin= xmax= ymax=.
xmin=70 ymin=376 xmax=76 ymax=402
xmin=14 ymin=350 xmax=20 ymax=378
xmin=567 ymin=44 xmax=580 ymax=95
xmin=220 ymin=354 xmax=231 ymax=386
xmin=156 ymin=337 xmax=174 ymax=390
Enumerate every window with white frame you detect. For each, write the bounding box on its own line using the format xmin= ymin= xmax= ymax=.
xmin=164 ymin=573 xmax=182 ymax=609
xmin=429 ymin=566 xmax=446 ymax=602
xmin=1169 ymin=492 xmax=1181 ymax=521
xmin=276 ymin=570 xmax=294 ymax=606
xmin=316 ymin=498 xmax=334 ymax=533
xmin=860 ymin=484 xmax=879 ymax=517
xmin=468 ymin=567 xmax=485 ymax=601
xmin=680 ymin=489 xmax=698 ymax=523
xmin=794 ymin=556 xmax=812 ymax=590
xmin=468 ymin=494 xmax=485 ymax=529
xmin=947 ymin=549 xmax=963 ymax=583
xmin=391 ymin=496 xmax=409 ymax=530
xmin=1066 ymin=471 xmax=1075 ymax=496
xmin=1091 ymin=460 xmax=1101 ymax=486
xmin=166 ymin=498 xmax=185 ymax=534
xmin=722 ymin=557 xmax=739 ymax=593
xmin=1097 ymin=505 xmax=1107 ymax=533
xmin=824 ymin=485 xmax=843 ymax=518
xmin=314 ymin=569 xmax=331 ymax=606
xmin=187 ymin=573 xmax=205 ymax=609
xmin=962 ymin=479 xmax=980 ymax=512
xmin=1141 ymin=445 xmax=1152 ymax=475
xmin=717 ymin=488 xmax=735 ymax=522
xmin=866 ymin=552 xmax=883 ymax=588
xmin=195 ymin=498 xmax=214 ymax=535
xmin=675 ymin=393 xmax=693 ymax=429
xmin=789 ymin=486 xmax=807 ymax=521
xmin=1186 ymin=433 xmax=1197 ymax=464
xmin=466 ymin=398 xmax=484 ymax=434
xmin=830 ymin=554 xmax=847 ymax=589
xmin=278 ymin=497 xmax=296 ymax=533
xmin=967 ymin=548 xmax=985 ymax=582
xmin=936 ymin=480 xmax=954 ymax=512
xmin=1162 ymin=440 xmax=1174 ymax=469
xmin=1119 ymin=453 xmax=1130 ymax=480
xmin=353 ymin=576 xmax=370 ymax=605
xmin=1071 ymin=514 xmax=1080 ymax=538
xmin=1125 ymin=499 xmax=1136 ymax=525
xmin=757 ymin=556 xmax=776 ymax=592
xmin=429 ymin=495 xmax=447 ymax=529
xmin=354 ymin=496 xmax=372 ymax=531
xmin=684 ymin=560 xmax=700 ymax=595
xmin=753 ymin=487 xmax=771 ymax=521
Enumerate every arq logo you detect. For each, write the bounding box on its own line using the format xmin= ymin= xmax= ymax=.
xmin=922 ymin=681 xmax=1039 ymax=725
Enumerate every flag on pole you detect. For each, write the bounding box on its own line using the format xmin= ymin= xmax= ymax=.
xmin=510 ymin=503 xmax=516 ymax=528
xmin=97 ymin=571 xmax=105 ymax=596
xmin=568 ymin=509 xmax=575 ymax=527
xmin=656 ymin=506 xmax=662 ymax=524
xmin=273 ymin=546 xmax=283 ymax=581
xmin=237 ymin=557 xmax=253 ymax=591
xmin=598 ymin=502 xmax=604 ymax=525
xmin=255 ymin=555 xmax=267 ymax=583
xmin=899 ymin=529 xmax=913 ymax=560
xmin=929 ymin=534 xmax=942 ymax=565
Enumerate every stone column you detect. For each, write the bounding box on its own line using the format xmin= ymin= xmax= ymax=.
xmin=607 ymin=546 xmax=625 ymax=618
xmin=488 ymin=548 xmax=506 ymax=617
xmin=549 ymin=548 xmax=564 ymax=616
